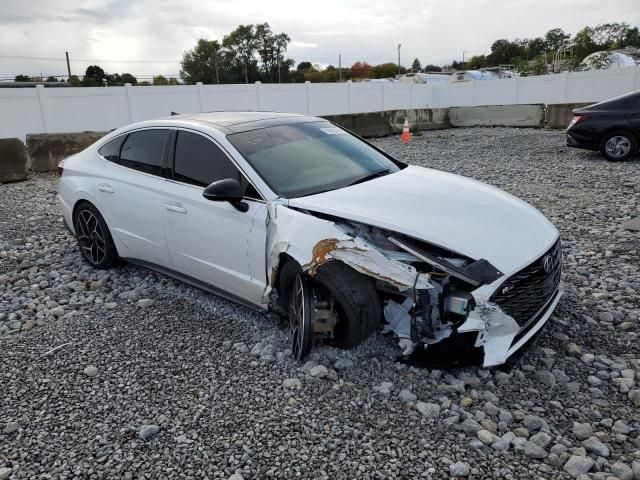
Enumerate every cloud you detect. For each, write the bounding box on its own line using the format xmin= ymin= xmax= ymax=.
xmin=0 ymin=0 xmax=637 ymax=79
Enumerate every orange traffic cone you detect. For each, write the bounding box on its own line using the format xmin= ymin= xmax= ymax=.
xmin=400 ymin=119 xmax=411 ymax=142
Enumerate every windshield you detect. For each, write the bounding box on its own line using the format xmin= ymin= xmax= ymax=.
xmin=227 ymin=121 xmax=402 ymax=198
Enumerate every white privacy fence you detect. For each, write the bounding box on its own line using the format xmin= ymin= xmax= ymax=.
xmin=1 ymin=67 xmax=639 ymax=141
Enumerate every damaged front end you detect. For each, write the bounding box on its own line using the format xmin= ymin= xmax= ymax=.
xmin=265 ymin=201 xmax=562 ymax=368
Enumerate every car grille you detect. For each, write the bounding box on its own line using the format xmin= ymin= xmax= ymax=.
xmin=490 ymin=238 xmax=562 ymax=326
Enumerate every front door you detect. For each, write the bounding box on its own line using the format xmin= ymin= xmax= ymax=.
xmin=162 ymin=130 xmax=267 ymax=304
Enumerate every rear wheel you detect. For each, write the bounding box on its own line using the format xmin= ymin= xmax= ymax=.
xmin=73 ymin=202 xmax=118 ymax=269
xmin=600 ymin=130 xmax=638 ymax=161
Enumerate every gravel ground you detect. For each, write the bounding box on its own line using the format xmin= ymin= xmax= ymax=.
xmin=1 ymin=127 xmax=639 ymax=480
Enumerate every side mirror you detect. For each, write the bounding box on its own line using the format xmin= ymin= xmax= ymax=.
xmin=202 ymin=179 xmax=248 ymax=212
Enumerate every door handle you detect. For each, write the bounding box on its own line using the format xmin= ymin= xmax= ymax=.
xmin=164 ymin=203 xmax=187 ymax=214
xmin=97 ymin=183 xmax=114 ymax=193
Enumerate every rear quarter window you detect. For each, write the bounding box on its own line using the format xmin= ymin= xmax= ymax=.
xmin=98 ymin=136 xmax=125 ymax=163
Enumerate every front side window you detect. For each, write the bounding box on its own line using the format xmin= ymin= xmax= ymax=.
xmin=119 ymin=129 xmax=168 ymax=176
xmin=173 ymin=131 xmax=261 ymax=199
xmin=98 ymin=135 xmax=125 ymax=163
xmin=227 ymin=121 xmax=402 ymax=198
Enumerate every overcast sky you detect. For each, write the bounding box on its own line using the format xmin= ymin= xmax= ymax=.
xmin=0 ymin=0 xmax=638 ymax=80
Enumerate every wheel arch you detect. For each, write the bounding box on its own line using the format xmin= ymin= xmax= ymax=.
xmin=597 ymin=126 xmax=639 ymax=150
xmin=71 ymin=198 xmax=121 ymax=258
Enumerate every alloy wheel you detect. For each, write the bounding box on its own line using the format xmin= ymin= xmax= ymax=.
xmin=289 ymin=274 xmax=313 ymax=361
xmin=605 ymin=136 xmax=631 ymax=159
xmin=75 ymin=209 xmax=106 ymax=265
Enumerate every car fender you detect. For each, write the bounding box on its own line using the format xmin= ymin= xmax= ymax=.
xmin=263 ymin=200 xmax=432 ymax=304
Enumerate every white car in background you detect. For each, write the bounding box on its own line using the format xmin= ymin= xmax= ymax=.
xmin=57 ymin=112 xmax=562 ymax=367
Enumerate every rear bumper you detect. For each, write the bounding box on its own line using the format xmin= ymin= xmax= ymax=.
xmin=566 ymin=130 xmax=597 ymax=150
xmin=57 ymin=193 xmax=75 ymax=235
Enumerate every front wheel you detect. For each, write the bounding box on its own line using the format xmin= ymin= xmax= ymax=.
xmin=73 ymin=202 xmax=118 ymax=269
xmin=288 ymin=273 xmax=314 ymax=361
xmin=600 ymin=131 xmax=638 ymax=162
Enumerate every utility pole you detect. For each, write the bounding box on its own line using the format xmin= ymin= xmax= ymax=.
xmin=462 ymin=51 xmax=467 ymax=70
xmin=339 ymin=54 xmax=342 ymax=81
xmin=213 ymin=52 xmax=219 ymax=84
xmin=65 ymin=51 xmax=71 ymax=80
xmin=397 ymin=44 xmax=402 ymax=75
xmin=277 ymin=47 xmax=281 ymax=83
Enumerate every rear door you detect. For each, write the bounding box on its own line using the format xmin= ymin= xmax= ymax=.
xmin=96 ymin=128 xmax=174 ymax=267
xmin=162 ymin=129 xmax=267 ymax=304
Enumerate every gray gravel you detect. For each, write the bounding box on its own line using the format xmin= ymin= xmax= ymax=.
xmin=1 ymin=127 xmax=639 ymax=479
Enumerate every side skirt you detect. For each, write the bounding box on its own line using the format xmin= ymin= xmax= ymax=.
xmin=122 ymin=257 xmax=266 ymax=313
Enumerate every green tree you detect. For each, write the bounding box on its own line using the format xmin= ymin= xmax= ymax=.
xmin=465 ymin=55 xmax=487 ymax=69
xmin=525 ymin=38 xmax=546 ymax=58
xmin=153 ymin=75 xmax=169 ymax=85
xmin=180 ymin=39 xmax=223 ymax=84
xmin=572 ymin=27 xmax=598 ymax=61
xmin=296 ymin=61 xmax=312 ymax=71
xmin=68 ymin=75 xmax=81 ymax=86
xmin=120 ymin=73 xmax=137 ymax=85
xmin=14 ymin=74 xmax=31 ymax=82
xmin=321 ymin=66 xmax=338 ymax=82
xmin=516 ymin=55 xmax=547 ymax=76
xmin=223 ymin=24 xmax=259 ymax=83
xmin=411 ymin=58 xmax=421 ymax=71
xmin=545 ymin=28 xmax=570 ymax=51
xmin=486 ymin=39 xmax=527 ymax=65
xmin=107 ymin=73 xmax=137 ymax=86
xmin=621 ymin=26 xmax=640 ymax=48
xmin=45 ymin=76 xmax=58 ymax=82
xmin=424 ymin=64 xmax=442 ymax=72
xmin=372 ymin=63 xmax=398 ymax=79
xmin=83 ymin=65 xmax=106 ymax=86
xmin=254 ymin=23 xmax=293 ymax=82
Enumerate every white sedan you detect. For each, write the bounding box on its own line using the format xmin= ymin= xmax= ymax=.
xmin=58 ymin=112 xmax=562 ymax=367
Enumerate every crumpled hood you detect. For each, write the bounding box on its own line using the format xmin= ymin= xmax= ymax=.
xmin=288 ymin=165 xmax=558 ymax=275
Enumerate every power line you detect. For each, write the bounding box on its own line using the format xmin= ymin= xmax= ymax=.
xmin=0 ymin=54 xmax=180 ymax=63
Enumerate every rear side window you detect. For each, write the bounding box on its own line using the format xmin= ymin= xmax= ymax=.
xmin=173 ymin=131 xmax=261 ymax=199
xmin=119 ymin=130 xmax=168 ymax=176
xmin=98 ymin=136 xmax=125 ymax=163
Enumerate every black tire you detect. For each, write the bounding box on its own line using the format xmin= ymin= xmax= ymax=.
xmin=314 ymin=261 xmax=381 ymax=348
xmin=73 ymin=201 xmax=118 ymax=269
xmin=599 ymin=130 xmax=638 ymax=162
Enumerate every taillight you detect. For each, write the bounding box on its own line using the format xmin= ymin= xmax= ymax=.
xmin=568 ymin=115 xmax=589 ymax=129
xmin=57 ymin=159 xmax=65 ymax=176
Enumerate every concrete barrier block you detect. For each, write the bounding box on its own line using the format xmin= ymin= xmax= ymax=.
xmin=450 ymin=105 xmax=545 ymax=128
xmin=26 ymin=132 xmax=107 ymax=172
xmin=546 ymin=103 xmax=593 ymax=129
xmin=322 ymin=114 xmax=355 ymax=132
xmin=0 ymin=138 xmax=28 ymax=183
xmin=389 ymin=108 xmax=450 ymax=133
xmin=322 ymin=112 xmax=390 ymax=137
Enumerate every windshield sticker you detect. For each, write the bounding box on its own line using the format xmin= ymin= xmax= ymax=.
xmin=321 ymin=127 xmax=347 ymax=135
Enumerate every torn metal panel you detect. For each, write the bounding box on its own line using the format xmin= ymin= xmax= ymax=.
xmin=263 ymin=201 xmax=432 ymax=304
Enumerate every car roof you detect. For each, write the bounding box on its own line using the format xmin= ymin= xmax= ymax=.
xmin=166 ymin=111 xmax=325 ymax=133
xmin=576 ymin=90 xmax=640 ymax=113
